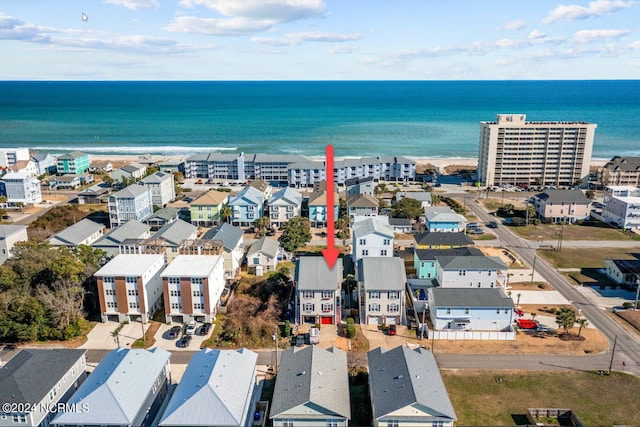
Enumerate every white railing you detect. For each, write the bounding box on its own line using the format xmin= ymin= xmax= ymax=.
xmin=431 ymin=329 xmax=515 ymax=340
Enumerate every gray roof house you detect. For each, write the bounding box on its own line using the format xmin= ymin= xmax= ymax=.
xmin=48 ymin=218 xmax=105 ymax=247
xmin=413 ymin=231 xmax=474 ymax=249
xmin=202 ymin=223 xmax=245 ymax=282
xmin=145 ymin=206 xmax=180 ymax=231
xmin=91 ymin=219 xmax=151 ymax=256
xmin=151 ymin=219 xmax=198 ymax=261
xmin=246 ymin=237 xmax=281 ymax=275
xmin=270 ymin=346 xmax=350 ymax=427
xmin=31 ymin=152 xmax=57 ymax=175
xmin=436 ymin=255 xmax=509 ymax=290
xmin=159 ymin=348 xmax=258 ymax=427
xmin=267 ymin=187 xmax=303 ymax=227
xmin=295 ymin=256 xmax=344 ymax=325
xmin=51 ymin=348 xmax=171 ymax=427
xmin=368 ymin=346 xmax=456 ymax=427
xmin=0 ymin=349 xmax=87 ymax=427
xmin=358 ymin=257 xmax=406 ymax=325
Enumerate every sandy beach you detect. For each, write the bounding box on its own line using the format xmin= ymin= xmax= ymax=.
xmin=93 ymin=153 xmax=609 ymax=174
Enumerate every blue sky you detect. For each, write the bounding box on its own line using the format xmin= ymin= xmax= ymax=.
xmin=1 ymin=0 xmax=639 ymax=80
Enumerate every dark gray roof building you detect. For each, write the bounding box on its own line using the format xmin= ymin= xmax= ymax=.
xmin=430 ymin=287 xmax=514 ymax=308
xmin=414 ymin=232 xmax=474 ymax=248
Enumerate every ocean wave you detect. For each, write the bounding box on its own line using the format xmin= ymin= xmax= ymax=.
xmin=29 ymin=145 xmax=239 ymax=155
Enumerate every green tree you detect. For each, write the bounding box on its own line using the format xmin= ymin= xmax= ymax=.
xmin=339 ymin=198 xmax=347 ymax=218
xmin=254 ymin=216 xmax=270 ymax=237
xmin=0 ymin=195 xmax=7 ymax=206
xmin=526 ymin=205 xmax=536 ymax=224
xmin=335 ymin=217 xmax=350 ymax=239
xmin=220 ymin=205 xmax=232 ymax=223
xmin=555 ymin=307 xmax=577 ymax=336
xmin=585 ymin=190 xmax=595 ymax=200
xmin=576 ymin=317 xmax=589 ymax=338
xmin=391 ymin=197 xmax=423 ymax=219
xmin=278 ymin=216 xmax=312 ymax=252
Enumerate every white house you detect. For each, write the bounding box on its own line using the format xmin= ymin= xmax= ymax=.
xmin=108 ymin=184 xmax=154 ymax=228
xmin=48 ymin=218 xmax=105 ymax=248
xmin=358 ymin=257 xmax=406 ymax=325
xmin=351 ymin=217 xmax=394 ymax=263
xmin=425 ymin=206 xmax=467 ymax=233
xmin=295 ymin=256 xmax=343 ymax=325
xmin=202 ymin=223 xmax=245 ymax=283
xmin=51 ymin=348 xmax=171 ymax=427
xmin=161 ymin=254 xmax=225 ymax=324
xmin=110 ymin=162 xmax=147 ymax=183
xmin=347 ymin=194 xmax=379 ymax=222
xmin=159 ymin=348 xmax=259 ymax=427
xmin=246 ymin=237 xmax=281 ymax=276
xmin=0 ymin=224 xmax=28 ymax=265
xmin=139 ymin=171 xmax=176 ymax=207
xmin=368 ymin=346 xmax=456 ymax=427
xmin=267 ymin=187 xmax=303 ymax=227
xmin=0 ymin=349 xmax=87 ymax=427
xmin=436 ymin=255 xmax=508 ymax=290
xmin=603 ymin=258 xmax=640 ymax=285
xmin=428 ymin=287 xmax=515 ymax=332
xmin=0 ymin=148 xmax=30 ymax=168
xmin=602 ymin=186 xmax=640 ymax=232
xmin=1 ymin=172 xmax=42 ymax=205
xmin=94 ymin=253 xmax=166 ymax=323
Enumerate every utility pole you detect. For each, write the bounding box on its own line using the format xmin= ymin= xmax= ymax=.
xmin=501 ymin=189 xmax=505 ymax=208
xmin=141 ymin=317 xmax=145 ymax=343
xmin=634 ymin=278 xmax=640 ymax=312
xmin=608 ymin=335 xmax=618 ymax=375
xmin=530 ymin=255 xmax=537 ymax=286
xmin=274 ymin=324 xmax=279 ymax=374
xmin=421 ymin=306 xmax=427 ymax=340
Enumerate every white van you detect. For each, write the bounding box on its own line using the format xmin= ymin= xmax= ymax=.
xmin=185 ymin=320 xmax=197 ymax=335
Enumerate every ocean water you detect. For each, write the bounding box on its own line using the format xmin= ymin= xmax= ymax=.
xmin=0 ymin=80 xmax=638 ymax=159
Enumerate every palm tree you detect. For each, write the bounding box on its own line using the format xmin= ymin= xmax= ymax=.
xmin=555 ymin=307 xmax=577 ymax=336
xmin=516 ymin=293 xmax=522 ymax=307
xmin=576 ymin=318 xmax=589 ymax=338
xmin=220 ymin=205 xmax=232 ymax=224
xmin=530 ymin=312 xmax=537 ymax=322
xmin=254 ymin=216 xmax=270 ymax=237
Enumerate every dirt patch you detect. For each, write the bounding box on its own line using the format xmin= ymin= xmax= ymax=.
xmin=615 ymin=310 xmax=640 ymax=331
xmin=508 ymin=282 xmax=549 ymax=291
xmin=443 ymin=164 xmax=477 ymax=175
xmin=132 ymin=321 xmax=160 ymax=349
xmin=479 ymin=246 xmax=526 ymax=268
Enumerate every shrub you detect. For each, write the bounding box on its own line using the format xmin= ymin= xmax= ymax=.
xmin=537 ymin=283 xmax=546 ymax=289
xmin=315 ymin=323 xmax=321 ymax=330
xmin=284 ymin=320 xmax=291 ymax=337
xmin=346 ymin=317 xmax=355 ymax=325
xmin=623 ymin=302 xmax=633 ymax=309
xmin=347 ymin=325 xmax=357 ymax=339
xmin=182 ymin=187 xmax=192 ymax=192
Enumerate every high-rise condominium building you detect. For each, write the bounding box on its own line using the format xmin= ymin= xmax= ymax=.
xmin=478 ymin=114 xmax=596 ymax=187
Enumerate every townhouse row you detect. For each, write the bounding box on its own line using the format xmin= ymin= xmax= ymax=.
xmin=0 ymin=345 xmax=455 ymax=427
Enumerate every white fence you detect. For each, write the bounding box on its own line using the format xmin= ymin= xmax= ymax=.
xmin=431 ymin=329 xmax=516 ymax=340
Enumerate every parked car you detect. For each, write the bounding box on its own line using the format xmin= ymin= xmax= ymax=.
xmin=387 ymin=325 xmax=397 ymax=336
xmin=1 ymin=215 xmax=10 ymax=220
xmin=198 ymin=322 xmax=212 ymax=336
xmin=514 ymin=308 xmax=524 ymax=317
xmin=467 ymin=222 xmax=479 ymax=228
xmin=185 ymin=320 xmax=197 ymax=335
xmin=468 ymin=229 xmax=485 ymax=234
xmin=176 ymin=335 xmax=192 ymax=348
xmin=517 ymin=318 xmax=538 ymax=329
xmin=487 ymin=220 xmax=499 ymax=228
xmin=295 ymin=334 xmax=305 ymax=347
xmin=167 ymin=325 xmax=182 ymax=339
xmin=309 ymin=327 xmax=320 ymax=345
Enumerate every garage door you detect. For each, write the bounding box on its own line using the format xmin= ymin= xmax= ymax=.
xmin=321 ymin=316 xmax=333 ymax=325
xmin=386 ymin=317 xmax=397 ymax=325
xmin=368 ymin=316 xmax=379 ymax=325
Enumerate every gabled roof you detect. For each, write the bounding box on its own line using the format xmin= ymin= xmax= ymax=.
xmin=534 ymin=189 xmax=590 ymax=204
xmin=152 ymin=219 xmax=197 ymax=246
xmin=32 ymin=152 xmax=54 ymax=162
xmin=308 ymin=189 xmax=338 ymax=206
xmin=345 ymin=176 xmax=374 ymax=186
xmin=54 ymin=174 xmax=81 ymax=183
xmin=0 ymin=224 xmax=27 ymax=239
xmin=94 ymin=253 xmax=165 ymax=277
xmin=352 ymin=217 xmax=394 ymax=239
xmin=112 ymin=184 xmax=150 ymax=199
xmin=347 ymin=194 xmax=378 ymax=208
xmin=368 ymin=346 xmax=456 ymax=421
xmin=270 ymin=346 xmax=350 ymax=420
xmin=48 ymin=218 xmax=104 ymax=246
xmin=247 ymin=237 xmax=280 ymax=258
xmin=146 ymin=207 xmax=180 ymax=222
xmin=0 ymin=349 xmax=86 ymax=406
xmin=52 ymin=348 xmax=170 ymax=425
xmin=604 ymin=156 xmax=640 ymax=171
xmin=161 ymin=255 xmax=223 ymax=278
xmin=268 ymin=187 xmax=303 ymax=206
xmin=57 ymin=151 xmax=88 ymax=160
xmin=430 ymin=287 xmax=514 ymax=308
xmin=78 ymin=183 xmax=111 ymax=196
xmin=159 ymin=348 xmax=257 ymax=426
xmin=295 ymin=256 xmax=343 ymax=290
xmin=436 ymin=255 xmax=507 ymax=270
xmin=396 ymin=191 xmax=433 ymax=203
xmin=120 ymin=162 xmax=146 ymax=173
xmin=228 ymin=186 xmax=264 ymax=206
xmin=358 ymin=257 xmax=406 ymax=291
xmin=202 ymin=223 xmax=244 ymax=252
xmin=191 ymin=190 xmax=229 ymax=206
xmin=414 ymin=232 xmax=473 ymax=247
xmin=139 ymin=171 xmax=173 ymax=184
xmin=424 ymin=206 xmax=467 ymax=224
xmin=1 ymin=172 xmax=32 ymax=180
xmin=388 ymin=218 xmax=412 ymax=226
xmin=93 ymin=220 xmax=150 ymax=247
xmin=608 ymin=258 xmax=640 ymax=274
xmin=248 ymin=179 xmax=270 ymax=193
xmin=414 ymin=247 xmax=483 ymax=261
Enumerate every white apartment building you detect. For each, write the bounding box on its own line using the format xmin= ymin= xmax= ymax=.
xmin=436 ymin=255 xmax=508 ymax=290
xmin=139 ymin=171 xmax=175 ymax=207
xmin=295 ymin=257 xmax=343 ymax=325
xmin=94 ymin=253 xmax=166 ymax=323
xmin=0 ymin=148 xmax=30 ymax=167
xmin=351 ymin=217 xmax=394 ymax=263
xmin=108 ymin=184 xmax=154 ymax=228
xmin=602 ymin=186 xmax=640 ymax=231
xmin=0 ymin=224 xmax=28 ymax=265
xmin=358 ymin=257 xmax=406 ymax=326
xmin=161 ymin=254 xmax=225 ymax=324
xmin=1 ymin=172 xmax=42 ymax=205
xmin=478 ymin=114 xmax=596 ymax=187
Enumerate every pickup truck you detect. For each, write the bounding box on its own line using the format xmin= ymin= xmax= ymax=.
xmin=309 ymin=327 xmax=320 ymax=345
xmin=517 ymin=318 xmax=538 ymax=329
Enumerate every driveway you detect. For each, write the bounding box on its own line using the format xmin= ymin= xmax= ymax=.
xmin=153 ymin=322 xmax=214 ymax=352
xmin=80 ymin=321 xmax=148 ymax=350
xmin=513 ymin=290 xmax=570 ymax=305
xmin=360 ymin=324 xmax=412 ymax=350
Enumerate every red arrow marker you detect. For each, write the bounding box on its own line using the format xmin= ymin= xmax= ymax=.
xmin=321 ymin=144 xmax=340 ymax=269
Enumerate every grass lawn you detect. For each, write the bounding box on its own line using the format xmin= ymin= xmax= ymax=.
xmin=537 ymin=247 xmax=638 ymax=269
xmin=510 ymin=221 xmax=632 ymax=241
xmin=442 ymin=370 xmax=640 ymax=426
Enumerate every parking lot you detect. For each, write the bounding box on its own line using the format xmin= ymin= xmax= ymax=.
xmin=153 ymin=322 xmax=214 ymax=351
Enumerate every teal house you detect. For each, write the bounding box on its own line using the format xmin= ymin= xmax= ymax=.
xmin=413 ymin=247 xmax=482 ymax=279
xmin=56 ymin=151 xmax=91 ymax=175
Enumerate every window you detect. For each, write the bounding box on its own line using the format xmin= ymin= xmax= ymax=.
xmin=194 ymin=303 xmax=204 ymax=310
xmin=369 ymin=303 xmax=380 ymax=312
xmin=107 ymin=302 xmax=117 ymax=309
xmin=446 ymin=308 xmax=451 ymax=314
xmin=369 ymin=291 xmax=380 ymax=299
xmin=304 ymin=303 xmax=314 ymax=312
xmin=388 ymin=303 xmax=399 ymax=312
xmin=504 ymin=308 xmax=509 ymax=314
xmin=322 ymin=303 xmax=333 ymax=312
xmin=168 ymin=277 xmax=180 ymax=285
xmin=105 ymin=289 xmax=115 ymax=296
xmin=496 ymin=308 xmax=501 ymax=314
xmin=388 ymin=291 xmax=399 ymax=299
xmin=433 ymin=421 xmax=445 ymax=427
xmin=171 ymin=303 xmax=182 ymax=310
xmin=327 ymin=421 xmax=339 ymax=427
xmin=126 ymin=276 xmax=137 ymax=285
xmin=322 ymin=291 xmax=332 ymax=299
xmin=380 ymin=249 xmax=387 ymax=256
xmin=170 ymin=290 xmax=181 ymax=297
xmin=361 ymin=249 xmax=369 ymax=256
xmin=129 ymin=302 xmax=139 ymax=309
xmin=383 ymin=238 xmax=391 ymax=245
xmin=127 ymin=289 xmax=139 ymax=296
xmin=359 ymin=238 xmax=366 ymax=245
xmin=103 ymin=276 xmax=115 ymax=284
xmin=253 ymin=257 xmax=260 ymax=265
xmin=283 ymin=420 xmax=294 ymax=427
xmin=465 ymin=308 xmax=470 ymax=314
xmin=387 ymin=421 xmax=399 ymax=427
xmin=192 ymin=277 xmax=204 ymax=285
xmin=193 ymin=290 xmax=203 ymax=297
xmin=302 ymin=291 xmax=314 ymax=299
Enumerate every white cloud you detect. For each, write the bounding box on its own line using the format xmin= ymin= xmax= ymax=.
xmin=178 ymin=0 xmax=325 ymax=22
xmin=165 ymin=16 xmax=272 ymax=35
xmin=542 ymin=0 xmax=634 ymax=24
xmin=573 ymin=29 xmax=629 ymax=43
xmin=499 ymin=19 xmax=526 ymax=31
xmin=0 ymin=14 xmax=49 ymax=42
xmin=251 ymin=31 xmax=362 ymax=45
xmin=103 ymin=0 xmax=160 ymax=10
xmin=329 ymin=45 xmax=356 ymax=54
xmin=529 ymin=29 xmax=546 ymax=40
xmin=630 ymin=40 xmax=640 ymax=49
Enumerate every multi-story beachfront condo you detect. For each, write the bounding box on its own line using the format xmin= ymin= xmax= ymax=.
xmin=478 ymin=114 xmax=596 ymax=187
xmin=600 ymin=156 xmax=640 ymax=187
xmin=108 ymin=184 xmax=154 ymax=228
xmin=56 ymin=151 xmax=91 ymax=175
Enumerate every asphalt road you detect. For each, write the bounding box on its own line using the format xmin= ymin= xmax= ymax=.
xmin=456 ymin=193 xmax=640 ymax=376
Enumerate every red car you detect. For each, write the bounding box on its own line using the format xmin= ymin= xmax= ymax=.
xmin=514 ymin=308 xmax=525 ymax=317
xmin=387 ymin=325 xmax=397 ymax=336
xmin=517 ymin=319 xmax=538 ymax=329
